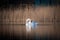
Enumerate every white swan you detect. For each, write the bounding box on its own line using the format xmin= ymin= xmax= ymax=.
xmin=26 ymin=18 xmax=32 ymax=32
xmin=26 ymin=18 xmax=38 ymax=32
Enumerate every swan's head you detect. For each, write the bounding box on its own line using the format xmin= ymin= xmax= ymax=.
xmin=26 ymin=18 xmax=31 ymax=23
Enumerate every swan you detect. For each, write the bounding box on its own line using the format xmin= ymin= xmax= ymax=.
xmin=26 ymin=18 xmax=38 ymax=32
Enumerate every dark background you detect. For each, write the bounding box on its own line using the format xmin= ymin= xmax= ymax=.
xmin=0 ymin=0 xmax=60 ymax=40
xmin=0 ymin=0 xmax=60 ymax=8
